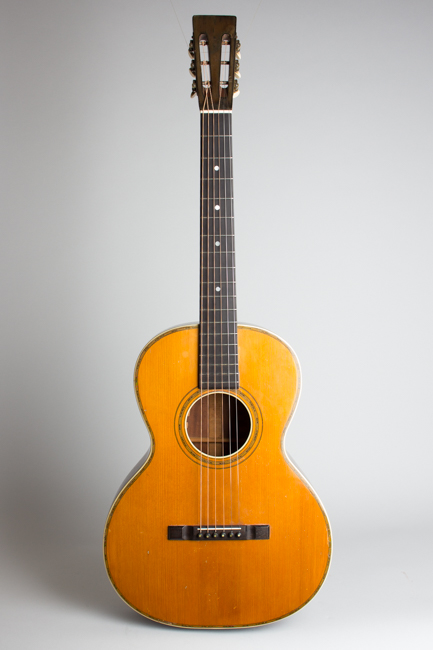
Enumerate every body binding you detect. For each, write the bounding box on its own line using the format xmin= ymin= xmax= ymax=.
xmin=104 ymin=324 xmax=331 ymax=628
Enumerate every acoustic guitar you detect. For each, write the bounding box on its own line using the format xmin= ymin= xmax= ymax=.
xmin=104 ymin=15 xmax=331 ymax=628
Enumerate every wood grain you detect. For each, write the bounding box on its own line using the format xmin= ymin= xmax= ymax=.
xmin=104 ymin=324 xmax=331 ymax=628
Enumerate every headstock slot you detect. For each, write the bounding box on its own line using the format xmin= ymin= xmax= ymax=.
xmin=192 ymin=15 xmax=237 ymax=110
xmin=198 ymin=35 xmax=211 ymax=88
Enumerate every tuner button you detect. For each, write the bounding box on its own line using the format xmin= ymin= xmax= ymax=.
xmin=188 ymin=38 xmax=195 ymax=59
xmin=189 ymin=61 xmax=196 ymax=78
xmin=191 ymin=79 xmax=197 ymax=98
xmin=233 ymin=79 xmax=240 ymax=98
xmin=234 ymin=60 xmax=241 ymax=79
xmin=236 ymin=39 xmax=241 ymax=60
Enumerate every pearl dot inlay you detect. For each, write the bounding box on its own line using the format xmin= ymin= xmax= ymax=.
xmin=215 ymin=241 xmax=220 ymax=246
xmin=215 ymin=205 xmax=220 ymax=211
xmin=214 ymin=165 xmax=219 ymax=171
xmin=216 ymin=287 xmax=221 ymax=292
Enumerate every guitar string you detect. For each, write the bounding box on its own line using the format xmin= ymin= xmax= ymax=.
xmin=221 ymin=101 xmax=233 ymax=529
xmin=230 ymin=104 xmax=241 ymax=526
xmin=199 ymin=87 xmax=209 ymax=534
xmin=206 ymin=86 xmax=212 ymax=534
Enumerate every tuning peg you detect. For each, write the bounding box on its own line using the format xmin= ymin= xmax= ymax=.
xmin=234 ymin=59 xmax=241 ymax=79
xmin=188 ymin=38 xmax=195 ymax=59
xmin=189 ymin=60 xmax=196 ymax=78
xmin=191 ymin=79 xmax=197 ymax=98
xmin=233 ymin=79 xmax=240 ymax=98
xmin=235 ymin=39 xmax=241 ymax=60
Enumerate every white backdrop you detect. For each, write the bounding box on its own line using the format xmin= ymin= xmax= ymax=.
xmin=1 ymin=0 xmax=432 ymax=647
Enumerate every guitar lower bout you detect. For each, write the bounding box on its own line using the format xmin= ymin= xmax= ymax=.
xmin=104 ymin=324 xmax=332 ymax=628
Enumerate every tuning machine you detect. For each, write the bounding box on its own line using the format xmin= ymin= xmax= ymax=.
xmin=188 ymin=37 xmax=197 ymax=98
xmin=188 ymin=38 xmax=195 ymax=59
xmin=233 ymin=40 xmax=241 ymax=97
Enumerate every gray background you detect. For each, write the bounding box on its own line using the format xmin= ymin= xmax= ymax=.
xmin=1 ymin=0 xmax=432 ymax=647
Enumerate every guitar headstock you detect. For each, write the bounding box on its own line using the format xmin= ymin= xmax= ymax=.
xmin=189 ymin=15 xmax=240 ymax=110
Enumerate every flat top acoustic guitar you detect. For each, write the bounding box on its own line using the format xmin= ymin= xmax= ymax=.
xmin=104 ymin=15 xmax=331 ymax=628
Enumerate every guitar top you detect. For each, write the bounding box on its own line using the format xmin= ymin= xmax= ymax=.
xmin=104 ymin=15 xmax=331 ymax=628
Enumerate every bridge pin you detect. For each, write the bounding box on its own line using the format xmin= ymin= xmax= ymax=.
xmin=221 ymin=532 xmax=226 ymax=538
xmin=237 ymin=532 xmax=242 ymax=538
xmin=205 ymin=533 xmax=211 ymax=539
xmin=213 ymin=532 xmax=218 ymax=538
xmin=229 ymin=532 xmax=234 ymax=538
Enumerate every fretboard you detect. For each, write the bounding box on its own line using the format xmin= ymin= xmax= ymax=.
xmin=199 ymin=111 xmax=239 ymax=390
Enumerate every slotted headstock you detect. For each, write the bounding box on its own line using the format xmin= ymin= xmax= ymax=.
xmin=189 ymin=15 xmax=240 ymax=110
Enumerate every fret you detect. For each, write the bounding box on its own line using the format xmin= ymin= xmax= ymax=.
xmin=201 ymin=220 xmax=234 ymax=237
xmin=201 ymin=251 xmax=235 ymax=265
xmin=201 ymin=295 xmax=236 ymax=307
xmin=201 ymin=310 xmax=237 ymax=316
xmin=200 ymin=307 xmax=237 ymax=312
xmin=200 ymin=346 xmax=237 ymax=354
xmin=200 ymin=365 xmax=239 ymax=371
xmin=201 ymin=137 xmax=232 ymax=159
xmin=200 ymin=354 xmax=238 ymax=362
xmin=201 ymin=241 xmax=235 ymax=253
xmin=200 ymin=349 xmax=239 ymax=355
xmin=201 ymin=375 xmax=239 ymax=381
xmin=200 ymin=350 xmax=238 ymax=359
xmin=200 ymin=322 xmax=237 ymax=332
xmin=200 ymin=339 xmax=238 ymax=345
xmin=201 ymin=373 xmax=239 ymax=377
xmin=201 ymin=196 xmax=233 ymax=209
xmin=200 ymin=279 xmax=236 ymax=285
xmin=201 ymin=180 xmax=233 ymax=199
xmin=201 ymin=153 xmax=233 ymax=159
xmin=200 ymin=333 xmax=237 ymax=342
xmin=200 ymin=347 xmax=238 ymax=355
xmin=201 ymin=159 xmax=233 ymax=179
xmin=201 ymin=211 xmax=234 ymax=220
xmin=201 ymin=113 xmax=231 ymax=135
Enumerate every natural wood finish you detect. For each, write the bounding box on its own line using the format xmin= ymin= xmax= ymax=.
xmin=104 ymin=324 xmax=331 ymax=628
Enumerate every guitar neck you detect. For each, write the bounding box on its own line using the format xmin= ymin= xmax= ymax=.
xmin=199 ymin=110 xmax=239 ymax=390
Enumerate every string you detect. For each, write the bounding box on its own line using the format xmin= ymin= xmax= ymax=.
xmin=232 ymin=107 xmax=241 ymax=524
xmin=245 ymin=0 xmax=264 ymax=37
xmin=216 ymin=88 xmax=225 ymax=533
xmin=168 ymin=0 xmax=188 ymax=46
xmin=206 ymin=91 xmax=211 ymax=534
xmin=221 ymin=98 xmax=231 ymax=529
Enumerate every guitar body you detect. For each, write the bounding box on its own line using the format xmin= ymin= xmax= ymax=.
xmin=104 ymin=324 xmax=331 ymax=628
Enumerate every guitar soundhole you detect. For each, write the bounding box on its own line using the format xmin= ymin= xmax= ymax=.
xmin=186 ymin=393 xmax=251 ymax=458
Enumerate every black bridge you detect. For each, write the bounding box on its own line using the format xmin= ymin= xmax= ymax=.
xmin=168 ymin=525 xmax=270 ymax=541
